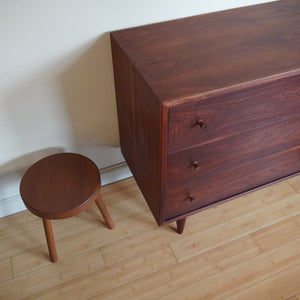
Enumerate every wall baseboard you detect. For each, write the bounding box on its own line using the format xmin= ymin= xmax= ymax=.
xmin=100 ymin=162 xmax=132 ymax=186
xmin=0 ymin=195 xmax=27 ymax=218
xmin=0 ymin=162 xmax=132 ymax=218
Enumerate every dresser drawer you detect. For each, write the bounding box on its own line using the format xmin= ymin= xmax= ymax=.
xmin=168 ymin=76 xmax=300 ymax=154
xmin=163 ymin=146 xmax=300 ymax=221
xmin=166 ymin=115 xmax=300 ymax=188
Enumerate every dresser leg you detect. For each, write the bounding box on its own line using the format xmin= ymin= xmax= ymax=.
xmin=176 ymin=218 xmax=186 ymax=234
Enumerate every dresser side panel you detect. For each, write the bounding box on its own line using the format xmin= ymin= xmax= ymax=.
xmin=111 ymin=34 xmax=164 ymax=225
xmin=111 ymin=35 xmax=135 ymax=157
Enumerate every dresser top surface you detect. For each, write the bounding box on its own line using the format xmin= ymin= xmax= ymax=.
xmin=111 ymin=0 xmax=300 ymax=102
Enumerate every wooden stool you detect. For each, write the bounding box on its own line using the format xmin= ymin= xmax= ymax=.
xmin=20 ymin=153 xmax=114 ymax=262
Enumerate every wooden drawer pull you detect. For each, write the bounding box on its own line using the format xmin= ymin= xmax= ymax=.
xmin=194 ymin=118 xmax=207 ymax=128
xmin=186 ymin=195 xmax=194 ymax=202
xmin=191 ymin=160 xmax=200 ymax=170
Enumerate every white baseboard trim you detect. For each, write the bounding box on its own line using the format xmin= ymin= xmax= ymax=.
xmin=0 ymin=162 xmax=132 ymax=218
xmin=100 ymin=162 xmax=132 ymax=186
xmin=0 ymin=195 xmax=26 ymax=218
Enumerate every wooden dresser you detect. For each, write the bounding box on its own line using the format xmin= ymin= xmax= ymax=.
xmin=111 ymin=0 xmax=300 ymax=233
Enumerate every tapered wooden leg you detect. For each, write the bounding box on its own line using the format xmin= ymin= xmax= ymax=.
xmin=42 ymin=218 xmax=57 ymax=262
xmin=176 ymin=218 xmax=186 ymax=234
xmin=95 ymin=194 xmax=115 ymax=229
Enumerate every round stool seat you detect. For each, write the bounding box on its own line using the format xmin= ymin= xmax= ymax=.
xmin=20 ymin=153 xmax=101 ymax=219
xmin=19 ymin=152 xmax=114 ymax=262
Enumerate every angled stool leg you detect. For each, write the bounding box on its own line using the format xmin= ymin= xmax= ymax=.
xmin=42 ymin=218 xmax=57 ymax=262
xmin=95 ymin=194 xmax=115 ymax=229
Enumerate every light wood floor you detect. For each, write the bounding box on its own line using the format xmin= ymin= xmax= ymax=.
xmin=1 ymin=175 xmax=300 ymax=299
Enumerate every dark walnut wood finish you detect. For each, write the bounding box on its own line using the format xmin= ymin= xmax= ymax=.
xmin=111 ymin=0 xmax=300 ymax=234
xmin=20 ymin=153 xmax=114 ymax=262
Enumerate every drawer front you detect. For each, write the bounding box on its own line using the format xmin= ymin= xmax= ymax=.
xmin=162 ymin=146 xmax=300 ymax=221
xmin=168 ymin=75 xmax=300 ymax=154
xmin=166 ymin=115 xmax=300 ymax=188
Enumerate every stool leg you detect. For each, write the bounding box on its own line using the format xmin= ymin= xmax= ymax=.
xmin=95 ymin=194 xmax=115 ymax=229
xmin=42 ymin=218 xmax=58 ymax=262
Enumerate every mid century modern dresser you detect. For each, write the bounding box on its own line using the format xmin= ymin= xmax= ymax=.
xmin=111 ymin=0 xmax=300 ymax=233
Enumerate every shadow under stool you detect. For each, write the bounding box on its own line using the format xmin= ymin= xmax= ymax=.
xmin=20 ymin=152 xmax=114 ymax=262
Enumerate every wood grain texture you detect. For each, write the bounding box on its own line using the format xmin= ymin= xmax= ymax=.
xmin=95 ymin=195 xmax=115 ymax=229
xmin=168 ymin=75 xmax=300 ymax=154
xmin=251 ymin=215 xmax=300 ymax=253
xmin=111 ymin=0 xmax=300 ymax=102
xmin=0 ymin=259 xmax=13 ymax=282
xmin=164 ymin=147 xmax=300 ymax=221
xmin=20 ymin=153 xmax=101 ymax=219
xmin=101 ymin=180 xmax=295 ymax=266
xmin=97 ymin=237 xmax=262 ymax=300
xmin=161 ymin=239 xmax=300 ymax=300
xmin=95 ymin=205 xmax=300 ymax=300
xmin=19 ymin=153 xmax=115 ymax=262
xmin=176 ymin=218 xmax=186 ymax=234
xmin=167 ymin=115 xmax=300 ymax=188
xmin=0 ymin=176 xmax=299 ymax=299
xmin=169 ymin=194 xmax=300 ymax=263
xmin=0 ymin=184 xmax=150 ymax=263
xmin=111 ymin=0 xmax=300 ymax=232
xmin=25 ymin=247 xmax=177 ymax=300
xmin=11 ymin=211 xmax=154 ymax=278
xmin=42 ymin=218 xmax=57 ymax=263
xmin=1 ymin=249 xmax=106 ymax=300
xmin=288 ymin=175 xmax=300 ymax=192
xmin=220 ymin=263 xmax=300 ymax=300
xmin=111 ymin=36 xmax=166 ymax=225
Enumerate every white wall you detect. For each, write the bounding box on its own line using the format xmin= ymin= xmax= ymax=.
xmin=0 ymin=0 xmax=273 ymax=217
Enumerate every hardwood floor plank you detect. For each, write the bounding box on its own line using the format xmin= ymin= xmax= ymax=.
xmin=192 ymin=181 xmax=295 ymax=224
xmin=100 ymin=177 xmax=141 ymax=206
xmin=170 ymin=194 xmax=300 ymax=262
xmin=0 ymin=177 xmax=299 ymax=300
xmin=11 ymin=246 xmax=51 ymax=277
xmin=96 ymin=235 xmax=260 ymax=300
xmin=0 ymin=226 xmax=47 ymax=261
xmin=102 ymin=226 xmax=180 ymax=266
xmin=0 ymin=258 xmax=13 ymax=282
xmin=11 ymin=210 xmax=155 ymax=277
xmin=228 ymin=263 xmax=300 ymax=300
xmin=26 ymin=246 xmax=177 ymax=300
xmin=103 ymin=193 xmax=148 ymax=220
xmin=0 ymin=210 xmax=41 ymax=241
xmin=159 ymin=238 xmax=300 ymax=300
xmin=102 ymin=181 xmax=295 ymax=266
xmin=251 ymin=214 xmax=300 ymax=252
xmin=95 ymin=216 xmax=300 ymax=300
xmin=0 ymin=248 xmax=105 ymax=300
xmin=287 ymin=175 xmax=300 ymax=192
